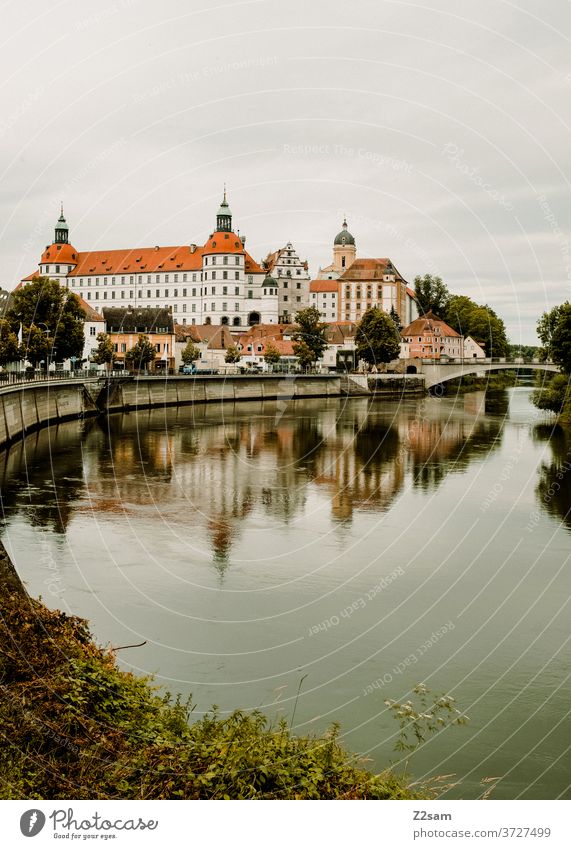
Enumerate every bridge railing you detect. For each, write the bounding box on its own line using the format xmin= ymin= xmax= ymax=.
xmin=419 ymin=357 xmax=553 ymax=366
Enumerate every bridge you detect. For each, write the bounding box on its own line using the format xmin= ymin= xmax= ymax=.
xmin=413 ymin=358 xmax=558 ymax=389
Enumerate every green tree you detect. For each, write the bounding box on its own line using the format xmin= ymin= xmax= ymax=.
xmin=91 ymin=332 xmax=115 ymax=371
xmin=536 ymin=303 xmax=569 ymax=362
xmin=355 ymin=307 xmax=402 ymax=367
xmin=292 ymin=340 xmax=315 ymax=371
xmin=125 ymin=335 xmax=156 ymax=371
xmin=0 ymin=319 xmax=20 ymax=367
xmin=413 ymin=274 xmax=450 ymax=317
xmin=389 ymin=305 xmax=403 ymax=333
xmin=532 ymin=372 xmax=571 ymax=414
xmin=263 ymin=342 xmax=281 ymax=366
xmin=181 ymin=341 xmax=201 ymax=365
xmin=21 ymin=324 xmax=53 ymax=369
xmin=292 ymin=307 xmax=328 ymax=365
xmin=445 ymin=295 xmax=508 ymax=357
xmin=7 ymin=277 xmax=84 ymax=364
xmin=224 ymin=345 xmax=241 ymax=364
xmin=548 ymin=302 xmax=571 ymax=373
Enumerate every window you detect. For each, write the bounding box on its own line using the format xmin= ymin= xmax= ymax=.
xmin=56 ymin=265 xmax=60 ymax=273
xmin=212 ymin=271 xmax=216 ymax=280
xmin=147 ymin=290 xmax=151 ymax=298
xmin=183 ymin=273 xmax=187 ymax=282
xmin=87 ymin=292 xmax=91 ymax=300
xmin=138 ymin=276 xmax=142 ymax=284
xmin=223 ymin=271 xmax=228 ymax=280
xmin=296 ymin=282 xmax=301 ymax=289
xmin=112 ymin=291 xmax=116 ymax=300
xmin=121 ymin=343 xmax=126 ymax=353
xmin=121 ymin=276 xmax=125 ymax=284
xmin=283 ymin=281 xmax=288 ymax=288
xmin=192 ymin=274 xmax=196 ymax=282
xmin=155 ymin=343 xmax=161 ymax=352
xmin=211 ymin=286 xmax=216 ymax=294
xmin=192 ymin=304 xmax=196 ymax=312
xmin=283 ymin=295 xmax=288 ymax=302
xmin=222 ymin=302 xmax=227 ymax=311
xmin=130 ymin=291 xmax=134 ymax=299
xmin=192 ymin=288 xmax=196 ymax=296
xmin=235 ymin=286 xmax=239 ymax=294
xmin=223 ymin=257 xmax=228 ymax=265
xmin=182 ymin=288 xmax=187 ymax=297
xmin=222 ymin=286 xmax=228 ymax=295
xmin=248 ymin=290 xmax=253 ymax=299
xmin=113 ymin=343 xmax=118 ymax=352
xmin=156 ymin=290 xmax=160 ymax=297
xmin=235 ymin=272 xmax=239 ymax=280
xmin=235 ymin=257 xmax=239 ymax=265
xmin=211 ymin=303 xmax=215 ymax=311
xmin=156 ymin=275 xmax=160 ymax=283
xmin=235 ymin=303 xmax=239 ymax=311
xmin=183 ymin=304 xmax=187 ymax=312
xmin=212 ymin=257 xmax=217 ymax=265
xmin=165 ymin=275 xmax=169 ymax=282
xmin=164 ymin=290 xmax=169 ymax=298
xmin=248 ymin=275 xmax=253 ymax=284
xmin=296 ymin=270 xmax=301 ymax=275
xmin=174 ymin=289 xmax=178 ymax=297
xmin=90 ymin=326 xmax=96 ymax=336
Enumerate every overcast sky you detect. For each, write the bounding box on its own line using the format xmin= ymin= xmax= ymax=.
xmin=1 ymin=0 xmax=570 ymax=342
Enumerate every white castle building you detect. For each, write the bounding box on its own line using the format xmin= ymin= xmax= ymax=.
xmin=23 ymin=194 xmax=286 ymax=327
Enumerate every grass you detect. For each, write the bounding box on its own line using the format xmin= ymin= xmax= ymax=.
xmin=0 ymin=589 xmax=424 ymax=800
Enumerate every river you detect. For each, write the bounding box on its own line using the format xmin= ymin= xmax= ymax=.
xmin=1 ymin=387 xmax=570 ymax=800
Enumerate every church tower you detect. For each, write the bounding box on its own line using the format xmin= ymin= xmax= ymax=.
xmin=216 ymin=187 xmax=232 ymax=232
xmin=54 ymin=204 xmax=69 ymax=244
xmin=332 ymin=218 xmax=356 ymax=273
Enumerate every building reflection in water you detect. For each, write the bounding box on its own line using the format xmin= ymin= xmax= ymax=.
xmin=0 ymin=394 xmax=505 ymax=570
xmin=533 ymin=424 xmax=571 ymax=530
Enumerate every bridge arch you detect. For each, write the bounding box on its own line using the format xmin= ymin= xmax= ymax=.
xmin=416 ymin=360 xmax=558 ymax=389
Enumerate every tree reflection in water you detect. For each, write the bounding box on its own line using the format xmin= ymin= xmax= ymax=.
xmin=533 ymin=424 xmax=571 ymax=530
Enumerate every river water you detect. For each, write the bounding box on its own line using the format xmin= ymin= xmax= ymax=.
xmin=1 ymin=387 xmax=570 ymax=799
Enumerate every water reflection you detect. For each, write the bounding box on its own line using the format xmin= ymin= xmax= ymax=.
xmin=534 ymin=425 xmax=571 ymax=529
xmin=0 ymin=394 xmax=505 ymax=568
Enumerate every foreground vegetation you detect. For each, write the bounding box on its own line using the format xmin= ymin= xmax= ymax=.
xmin=532 ymin=302 xmax=571 ymax=424
xmin=0 ymin=588 xmax=427 ymax=800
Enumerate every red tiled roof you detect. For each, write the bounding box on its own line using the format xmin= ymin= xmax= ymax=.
xmin=68 ymin=245 xmax=203 ymax=276
xmin=310 ymin=279 xmax=339 ymax=293
xmin=402 ymin=311 xmax=460 ymax=338
xmin=203 ymin=231 xmax=245 ymax=255
xmin=40 ymin=243 xmax=80 ymax=264
xmin=76 ymin=294 xmax=105 ymax=322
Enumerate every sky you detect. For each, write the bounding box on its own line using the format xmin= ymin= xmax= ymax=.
xmin=1 ymin=0 xmax=570 ymax=343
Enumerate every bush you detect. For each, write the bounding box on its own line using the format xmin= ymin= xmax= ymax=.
xmin=0 ymin=592 xmax=421 ymax=800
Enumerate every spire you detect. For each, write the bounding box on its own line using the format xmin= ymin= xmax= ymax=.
xmin=216 ymin=187 xmax=232 ymax=232
xmin=55 ymin=203 xmax=69 ymax=244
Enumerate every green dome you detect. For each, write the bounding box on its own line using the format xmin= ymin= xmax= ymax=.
xmin=334 ymin=218 xmax=355 ymax=246
xmin=262 ymin=272 xmax=278 ymax=287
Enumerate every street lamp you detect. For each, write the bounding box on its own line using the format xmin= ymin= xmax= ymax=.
xmin=36 ymin=323 xmax=52 ymax=374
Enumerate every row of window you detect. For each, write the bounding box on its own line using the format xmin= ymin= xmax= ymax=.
xmin=204 ymin=256 xmax=241 ymax=265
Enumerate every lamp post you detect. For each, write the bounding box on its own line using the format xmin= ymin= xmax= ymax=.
xmin=36 ymin=323 xmax=52 ymax=374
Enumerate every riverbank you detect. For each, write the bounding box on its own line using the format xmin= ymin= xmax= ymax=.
xmin=0 ymin=540 xmax=420 ymax=800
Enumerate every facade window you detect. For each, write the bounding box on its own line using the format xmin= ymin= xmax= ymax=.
xmin=235 ymin=257 xmax=239 ymax=265
xmin=121 ymin=276 xmax=125 ymax=284
xmin=248 ymin=290 xmax=253 ymax=298
xmin=192 ymin=274 xmax=196 ymax=282
xmin=223 ymin=256 xmax=228 ymax=265
xmin=165 ymin=275 xmax=169 ymax=282
xmin=90 ymin=326 xmax=96 ymax=336
xmin=156 ymin=275 xmax=160 ymax=283
xmin=174 ymin=274 xmax=178 ymax=282
xmin=174 ymin=289 xmax=178 ymax=297
xmin=192 ymin=304 xmax=196 ymax=312
xmin=138 ymin=290 xmax=142 ymax=299
xmin=212 ymin=257 xmax=217 ymax=265
xmin=95 ymin=292 xmax=99 ymax=300
xmin=248 ymin=275 xmax=253 ymax=284
xmin=87 ymin=292 xmax=91 ymax=300
xmin=121 ymin=343 xmax=126 ymax=353
xmin=164 ymin=290 xmax=169 ymax=298
xmin=183 ymin=273 xmax=187 ymax=282
xmin=147 ymin=290 xmax=151 ymax=298
xmin=211 ymin=286 xmax=216 ymax=294
xmin=234 ymin=303 xmax=239 ymax=311
xmin=296 ymin=282 xmax=301 ymax=289
xmin=138 ymin=276 xmax=142 ymax=284
xmin=211 ymin=303 xmax=215 ymax=311
xmin=222 ymin=286 xmax=228 ymax=295
xmin=113 ymin=343 xmax=118 ymax=352
xmin=112 ymin=292 xmax=116 ymax=300
xmin=56 ymin=265 xmax=60 ymax=273
xmin=283 ymin=295 xmax=288 ymax=302
xmin=130 ymin=291 xmax=134 ymax=299
xmin=155 ymin=344 xmax=161 ymax=352
xmin=182 ymin=304 xmax=187 ymax=312
xmin=283 ymin=281 xmax=288 ymax=288
xmin=212 ymin=271 xmax=216 ymax=280
xmin=182 ymin=288 xmax=187 ymax=296
xmin=222 ymin=302 xmax=228 ymax=311
xmin=235 ymin=286 xmax=239 ymax=295
xmin=223 ymin=271 xmax=228 ymax=280
xmin=156 ymin=290 xmax=160 ymax=297
xmin=235 ymin=272 xmax=239 ymax=280
xmin=192 ymin=288 xmax=196 ymax=296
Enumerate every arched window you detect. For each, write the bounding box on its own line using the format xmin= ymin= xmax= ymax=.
xmin=248 ymin=311 xmax=261 ymax=326
xmin=232 ymin=316 xmax=241 ymax=326
xmin=221 ymin=316 xmax=229 ymax=325
xmin=205 ymin=316 xmax=211 ymax=325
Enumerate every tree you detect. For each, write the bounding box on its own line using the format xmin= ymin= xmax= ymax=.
xmin=263 ymin=343 xmax=281 ymax=366
xmin=0 ymin=319 xmax=20 ymax=367
xmin=355 ymin=307 xmax=402 ymax=367
xmin=90 ymin=332 xmax=115 ymax=371
xmin=537 ymin=303 xmax=569 ymax=362
xmin=389 ymin=305 xmax=403 ymax=333
xmin=413 ymin=274 xmax=450 ymax=316
xmin=7 ymin=277 xmax=84 ymax=364
xmin=125 ymin=335 xmax=156 ymax=371
xmin=532 ymin=372 xmax=571 ymax=414
xmin=445 ymin=295 xmax=508 ymax=357
xmin=21 ymin=324 xmax=53 ymax=369
xmin=547 ymin=302 xmax=571 ymax=372
xmin=224 ymin=345 xmax=241 ymax=364
xmin=182 ymin=341 xmax=201 ymax=365
xmin=292 ymin=307 xmax=328 ymax=366
xmin=292 ymin=340 xmax=315 ymax=371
